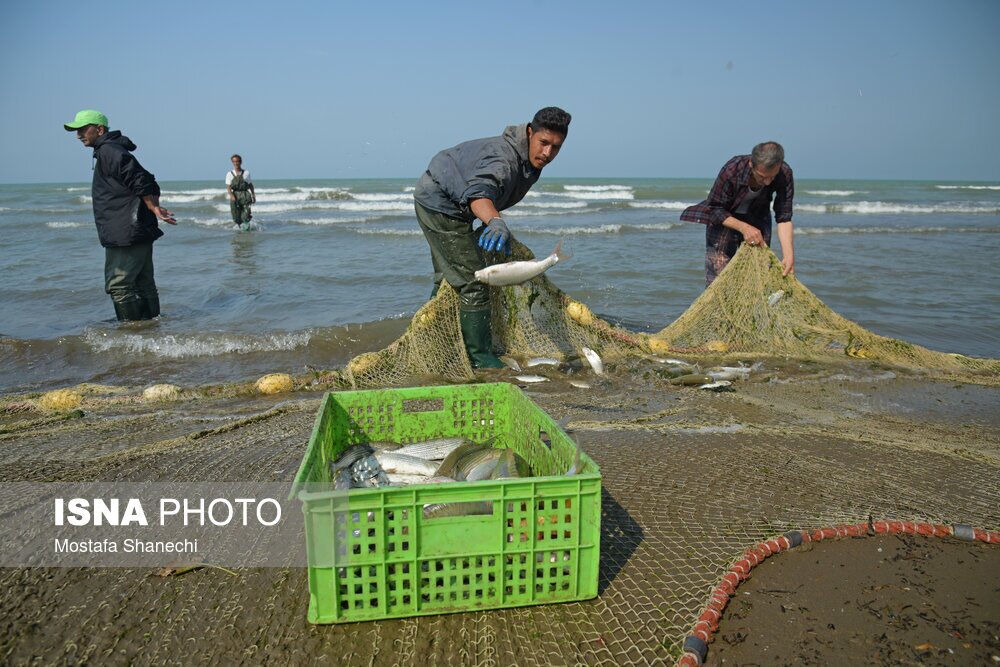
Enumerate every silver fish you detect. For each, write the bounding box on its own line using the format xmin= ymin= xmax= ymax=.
xmin=374 ymin=451 xmax=440 ymax=476
xmin=394 ymin=436 xmax=468 ymax=460
xmin=699 ymin=380 xmax=734 ymax=392
xmin=652 ymin=357 xmax=694 ymax=367
xmin=515 ymin=374 xmax=549 ymax=383
xmin=457 ymin=448 xmax=505 ymax=481
xmin=526 ymin=357 xmax=561 ymax=367
xmin=387 ymin=473 xmax=457 ymax=486
xmin=568 ymin=380 xmax=591 ymax=389
xmin=767 ymin=289 xmax=785 ymax=306
xmin=565 ymin=442 xmax=583 ymax=476
xmin=435 ymin=442 xmax=490 ymax=479
xmin=581 ymin=347 xmax=605 ymax=375
xmin=501 ymin=356 xmax=522 ymax=372
xmin=474 ymin=241 xmax=569 ymax=286
xmin=490 ymin=448 xmax=532 ymax=479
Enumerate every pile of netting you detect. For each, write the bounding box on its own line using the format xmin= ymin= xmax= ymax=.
xmin=342 ymin=240 xmax=1000 ymax=388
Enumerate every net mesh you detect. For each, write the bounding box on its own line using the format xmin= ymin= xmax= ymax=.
xmin=342 ymin=240 xmax=1000 ymax=388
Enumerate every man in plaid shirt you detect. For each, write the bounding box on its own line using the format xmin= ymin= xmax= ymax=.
xmin=680 ymin=142 xmax=795 ymax=285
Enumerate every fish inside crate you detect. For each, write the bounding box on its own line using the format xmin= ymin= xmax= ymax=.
xmin=289 ymin=382 xmax=601 ymax=623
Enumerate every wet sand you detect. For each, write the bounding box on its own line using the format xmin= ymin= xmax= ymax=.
xmin=1 ymin=357 xmax=998 ymax=665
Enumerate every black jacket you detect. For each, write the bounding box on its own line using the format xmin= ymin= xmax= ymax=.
xmin=90 ymin=131 xmax=163 ymax=248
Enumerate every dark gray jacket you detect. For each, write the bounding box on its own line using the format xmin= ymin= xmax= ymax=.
xmin=91 ymin=131 xmax=163 ymax=248
xmin=414 ymin=124 xmax=540 ymax=223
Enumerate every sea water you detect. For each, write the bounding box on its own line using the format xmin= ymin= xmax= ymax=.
xmin=1 ymin=178 xmax=998 ymax=392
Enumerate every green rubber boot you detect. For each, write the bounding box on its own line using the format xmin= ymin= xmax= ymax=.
xmin=459 ymin=309 xmax=504 ymax=369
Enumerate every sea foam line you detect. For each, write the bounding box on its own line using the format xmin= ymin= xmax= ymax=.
xmin=803 ymin=201 xmax=1000 ymax=215
xmin=83 ymin=330 xmax=312 ymax=358
xmin=935 ymin=185 xmax=1000 ymax=190
xmin=628 ymin=201 xmax=693 ymax=210
xmin=797 ymin=225 xmax=1000 ymax=235
xmin=804 ymin=190 xmax=866 ymax=196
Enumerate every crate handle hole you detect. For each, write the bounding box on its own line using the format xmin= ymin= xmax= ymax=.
xmin=402 ymin=398 xmax=445 ymax=413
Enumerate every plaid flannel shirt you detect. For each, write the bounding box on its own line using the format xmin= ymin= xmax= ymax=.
xmin=680 ymin=155 xmax=794 ymax=258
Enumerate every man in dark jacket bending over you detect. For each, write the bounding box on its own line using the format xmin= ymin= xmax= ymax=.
xmin=413 ymin=107 xmax=570 ymax=368
xmin=65 ymin=110 xmax=176 ymax=321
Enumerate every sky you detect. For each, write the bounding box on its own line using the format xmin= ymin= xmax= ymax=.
xmin=1 ymin=0 xmax=998 ymax=184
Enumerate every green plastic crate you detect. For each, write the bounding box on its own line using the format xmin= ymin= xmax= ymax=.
xmin=290 ymin=382 xmax=601 ymax=623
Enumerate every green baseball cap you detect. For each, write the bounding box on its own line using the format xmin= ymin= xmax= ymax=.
xmin=64 ymin=109 xmax=109 ymax=131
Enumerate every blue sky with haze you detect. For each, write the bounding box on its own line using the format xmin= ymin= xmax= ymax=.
xmin=1 ymin=0 xmax=998 ymax=183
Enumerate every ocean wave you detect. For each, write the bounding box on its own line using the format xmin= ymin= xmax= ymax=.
xmin=562 ymin=184 xmax=632 ymax=192
xmin=935 ymin=184 xmax=1000 ymax=190
xmin=162 ymin=188 xmax=223 ymax=196
xmin=216 ymin=200 xmax=412 ymax=214
xmin=164 ymin=192 xmax=226 ymax=203
xmin=805 ymin=190 xmax=866 ymax=196
xmin=797 ymin=225 xmax=1000 ymax=235
xmin=628 ymin=201 xmax=693 ymax=210
xmin=349 ymin=192 xmax=414 ymax=202
xmin=45 ymin=221 xmax=84 ymax=228
xmin=554 ymin=190 xmax=635 ymax=201
xmin=805 ymin=201 xmax=1000 ymax=214
xmin=83 ymin=330 xmax=312 ymax=358
xmin=288 ymin=216 xmax=375 ymax=225
xmin=65 ymin=187 xmax=89 ymax=192
xmin=352 ymin=228 xmax=423 ymax=236
xmin=186 ymin=217 xmax=236 ymax=227
xmin=522 ymin=222 xmax=680 ymax=235
xmin=512 ymin=201 xmax=588 ymax=210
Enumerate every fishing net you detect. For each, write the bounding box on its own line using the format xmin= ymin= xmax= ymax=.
xmin=342 ymin=240 xmax=1000 ymax=388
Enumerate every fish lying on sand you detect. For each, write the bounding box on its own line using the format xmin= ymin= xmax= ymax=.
xmin=568 ymin=380 xmax=591 ymax=389
xmin=515 ymin=374 xmax=548 ymax=383
xmin=652 ymin=357 xmax=695 ymax=368
xmin=474 ymin=241 xmax=569 ymax=286
xmin=581 ymin=347 xmax=605 ymax=375
xmin=706 ymin=362 xmax=762 ymax=381
xmin=669 ymin=373 xmax=715 ymax=386
xmin=699 ymin=380 xmax=734 ymax=392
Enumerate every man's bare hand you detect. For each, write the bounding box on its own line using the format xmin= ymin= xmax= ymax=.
xmin=155 ymin=206 xmax=177 ymax=225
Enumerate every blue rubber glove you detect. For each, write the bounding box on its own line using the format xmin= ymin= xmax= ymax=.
xmin=478 ymin=217 xmax=510 ymax=254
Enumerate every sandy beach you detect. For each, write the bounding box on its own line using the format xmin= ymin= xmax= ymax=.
xmin=2 ymin=356 xmax=997 ymax=665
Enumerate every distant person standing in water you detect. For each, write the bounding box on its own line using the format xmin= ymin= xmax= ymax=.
xmin=226 ymin=154 xmax=256 ymax=230
xmin=64 ymin=109 xmax=176 ymax=322
xmin=681 ymin=141 xmax=795 ymax=285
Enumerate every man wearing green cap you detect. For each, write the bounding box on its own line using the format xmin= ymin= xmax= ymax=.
xmin=64 ymin=110 xmax=176 ymax=321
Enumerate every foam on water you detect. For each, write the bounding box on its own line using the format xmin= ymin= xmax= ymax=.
xmin=45 ymin=221 xmax=84 ymax=228
xmin=83 ymin=329 xmax=312 ymax=358
xmin=628 ymin=201 xmax=693 ymax=210
xmin=935 ymin=184 xmax=1000 ymax=190
xmin=512 ymin=201 xmax=588 ymax=209
xmin=805 ymin=190 xmax=866 ymax=196
xmin=812 ymin=201 xmax=999 ymax=214
xmin=352 ymin=228 xmax=423 ymax=237
xmin=522 ymin=222 xmax=680 ymax=235
xmin=562 ymin=184 xmax=632 ymax=192
xmin=797 ymin=225 xmax=1000 ymax=235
